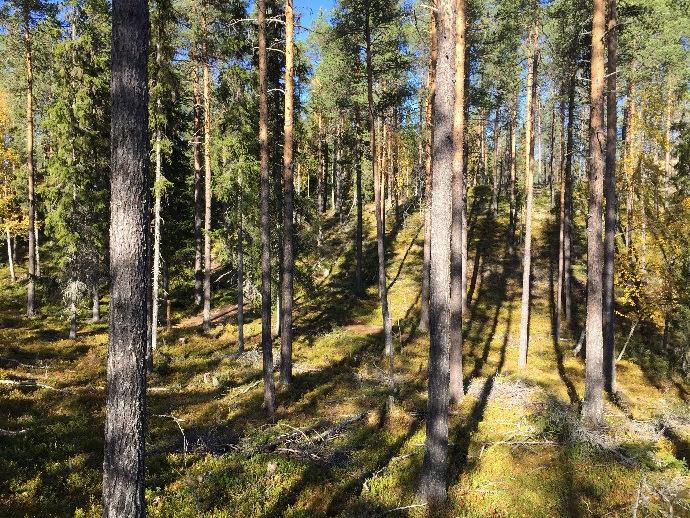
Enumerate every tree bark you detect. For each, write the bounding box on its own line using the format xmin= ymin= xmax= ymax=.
xmin=603 ymin=0 xmax=618 ymax=394
xmin=418 ymin=0 xmax=454 ymax=504
xmin=280 ymin=0 xmax=295 ymax=386
xmin=192 ymin=59 xmax=203 ymax=307
xmin=5 ymin=226 xmax=15 ymax=283
xmin=103 ymin=0 xmax=150 ymax=514
xmin=364 ymin=0 xmax=394 ymax=409
xmin=419 ymin=8 xmax=436 ymax=333
xmin=583 ymin=0 xmax=606 ymax=426
xmin=517 ymin=25 xmax=539 ymax=369
xmin=355 ymin=113 xmax=364 ymax=296
xmin=92 ymin=285 xmax=100 ymax=321
xmin=508 ymin=97 xmax=517 ymax=251
xmin=237 ymin=179 xmax=244 ymax=353
xmin=491 ymin=105 xmax=500 ymax=216
xmin=564 ymin=75 xmax=576 ymax=330
xmin=556 ymin=95 xmax=566 ymax=342
xmin=449 ymin=0 xmax=465 ymax=406
xmin=23 ymin=10 xmax=36 ymax=317
xmin=151 ymin=37 xmax=163 ymax=367
xmin=202 ymin=31 xmax=212 ymax=333
xmin=258 ymin=0 xmax=276 ymax=420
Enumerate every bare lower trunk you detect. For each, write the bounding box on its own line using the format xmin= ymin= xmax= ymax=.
xmin=418 ymin=0 xmax=454 ymax=504
xmin=258 ymin=0 xmax=276 ymax=420
xmin=92 ymin=285 xmax=100 ymax=322
xmin=103 ymin=1 xmax=150 ymax=514
xmin=603 ymin=0 xmax=618 ymax=394
xmin=5 ymin=226 xmax=15 ymax=283
xmin=491 ymin=105 xmax=500 ymax=216
xmin=508 ymin=98 xmax=517 ymax=251
xmin=449 ymin=0 xmax=465 ymax=405
xmin=69 ymin=299 xmax=77 ymax=339
xmin=237 ymin=190 xmax=244 ymax=353
xmin=517 ymin=25 xmax=539 ymax=369
xmin=583 ymin=0 xmax=606 ymax=426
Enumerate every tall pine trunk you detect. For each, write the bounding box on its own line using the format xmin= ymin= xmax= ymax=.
xmin=517 ymin=25 xmax=539 ymax=369
xmin=202 ymin=33 xmax=212 ymax=333
xmin=583 ymin=0 xmax=607 ymax=426
xmin=23 ymin=10 xmax=36 ymax=317
xmin=192 ymin=60 xmax=203 ymax=307
xmin=236 ymin=178 xmax=245 ymax=353
xmin=364 ymin=0 xmax=394 ymax=409
xmin=556 ymin=95 xmax=566 ymax=342
xmin=563 ymin=75 xmax=576 ymax=330
xmin=103 ymin=1 xmax=150 ymax=514
xmin=258 ymin=0 xmax=276 ymax=420
xmin=491 ymin=105 xmax=500 ymax=216
xmin=603 ymin=0 xmax=618 ymax=394
xmin=449 ymin=0 xmax=465 ymax=405
xmin=355 ymin=113 xmax=364 ymax=296
xmin=418 ymin=0 xmax=454 ymax=503
xmin=151 ymin=37 xmax=163 ymax=368
xmin=280 ymin=0 xmax=295 ymax=386
xmin=419 ymin=9 xmax=436 ymax=332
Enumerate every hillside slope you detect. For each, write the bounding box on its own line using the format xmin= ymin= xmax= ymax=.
xmin=1 ymin=191 xmax=689 ymax=517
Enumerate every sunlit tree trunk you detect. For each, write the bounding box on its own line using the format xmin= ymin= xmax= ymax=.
xmin=355 ymin=113 xmax=364 ymax=296
xmin=202 ymin=29 xmax=212 ymax=333
xmin=236 ymin=176 xmax=244 ymax=353
xmin=583 ymin=0 xmax=607 ymax=426
xmin=192 ymin=59 xmax=203 ymax=307
xmin=517 ymin=24 xmax=539 ymax=369
xmin=280 ymin=0 xmax=295 ymax=386
xmin=563 ymin=75 xmax=576 ymax=330
xmin=491 ymin=105 xmax=500 ymax=216
xmin=23 ymin=9 xmax=36 ymax=317
xmin=150 ymin=37 xmax=163 ymax=369
xmin=5 ymin=226 xmax=15 ymax=283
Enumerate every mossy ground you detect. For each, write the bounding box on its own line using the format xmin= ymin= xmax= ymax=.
xmin=1 ymin=190 xmax=689 ymax=517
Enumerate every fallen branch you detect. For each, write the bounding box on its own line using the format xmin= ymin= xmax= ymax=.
xmin=0 ymin=427 xmax=30 ymax=437
xmin=0 ymin=379 xmax=62 ymax=391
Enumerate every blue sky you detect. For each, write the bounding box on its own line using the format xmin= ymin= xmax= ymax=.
xmin=294 ymin=0 xmax=335 ymax=40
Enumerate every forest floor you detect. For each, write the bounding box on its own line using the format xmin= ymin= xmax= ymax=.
xmin=1 ymin=190 xmax=689 ymax=517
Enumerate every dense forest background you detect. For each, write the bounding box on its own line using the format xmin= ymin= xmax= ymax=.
xmin=1 ymin=0 xmax=690 ymax=515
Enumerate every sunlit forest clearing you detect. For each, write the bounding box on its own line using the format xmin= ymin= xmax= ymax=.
xmin=1 ymin=0 xmax=690 ymax=515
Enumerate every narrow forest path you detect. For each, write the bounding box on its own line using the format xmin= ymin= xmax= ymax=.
xmin=1 ymin=192 xmax=688 ymax=517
